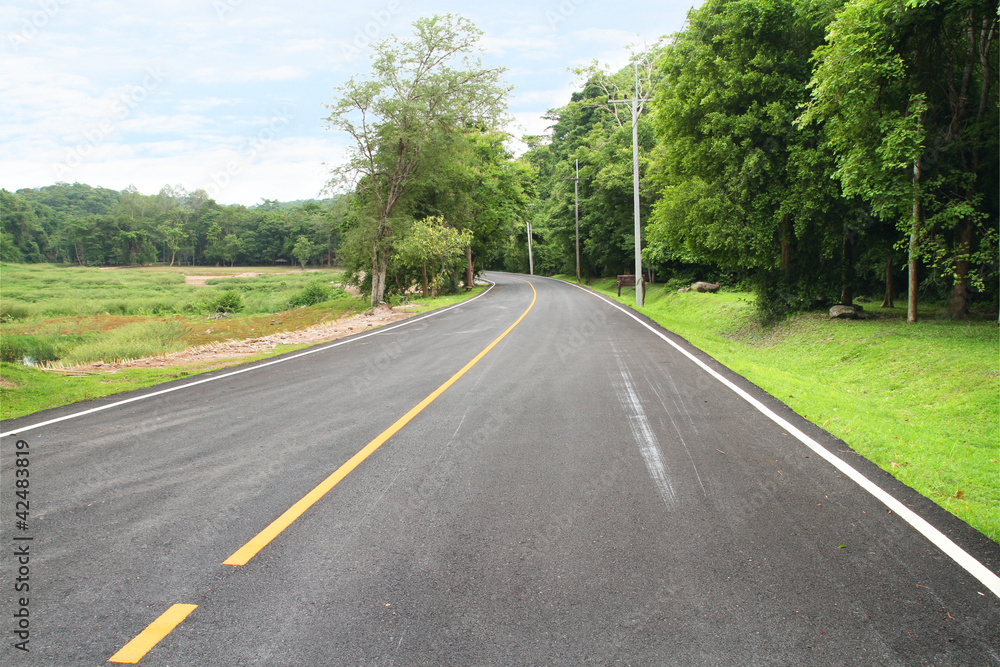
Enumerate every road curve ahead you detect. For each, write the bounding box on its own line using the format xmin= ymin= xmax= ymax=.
xmin=1 ymin=272 xmax=998 ymax=666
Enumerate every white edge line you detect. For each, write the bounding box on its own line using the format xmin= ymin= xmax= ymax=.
xmin=564 ymin=280 xmax=1000 ymax=599
xmin=0 ymin=282 xmax=496 ymax=440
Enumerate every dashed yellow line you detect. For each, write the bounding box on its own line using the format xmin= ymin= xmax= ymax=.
xmin=108 ymin=604 xmax=197 ymax=663
xmin=108 ymin=277 xmax=536 ymax=663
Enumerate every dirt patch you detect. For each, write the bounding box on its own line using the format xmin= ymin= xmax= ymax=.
xmin=40 ymin=304 xmax=410 ymax=375
xmin=0 ymin=378 xmax=17 ymax=389
xmin=183 ymin=269 xmax=325 ymax=286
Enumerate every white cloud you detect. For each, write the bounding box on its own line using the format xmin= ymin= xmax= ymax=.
xmin=3 ymin=1 xmax=701 ymax=204
xmin=192 ymin=65 xmax=309 ymax=84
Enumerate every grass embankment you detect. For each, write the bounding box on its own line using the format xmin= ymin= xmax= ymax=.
xmin=576 ymin=276 xmax=999 ymax=543
xmin=0 ymin=264 xmax=485 ymax=420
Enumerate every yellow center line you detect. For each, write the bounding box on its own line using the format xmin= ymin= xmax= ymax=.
xmin=109 ymin=604 xmax=197 ymax=664
xmin=224 ymin=277 xmax=537 ymax=567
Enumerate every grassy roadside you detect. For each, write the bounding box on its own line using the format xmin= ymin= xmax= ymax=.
xmin=0 ymin=263 xmax=486 ymax=420
xmin=566 ymin=276 xmax=999 ymax=543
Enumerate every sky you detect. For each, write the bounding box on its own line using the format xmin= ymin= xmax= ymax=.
xmin=2 ymin=0 xmax=704 ymax=206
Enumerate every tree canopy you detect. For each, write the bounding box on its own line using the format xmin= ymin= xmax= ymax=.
xmin=324 ymin=14 xmax=512 ymax=306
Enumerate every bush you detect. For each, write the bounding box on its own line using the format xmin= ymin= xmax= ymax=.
xmin=0 ymin=335 xmax=62 ymax=364
xmin=212 ymin=290 xmax=245 ymax=314
xmin=0 ymin=302 xmax=32 ymax=322
xmin=288 ymin=283 xmax=339 ymax=308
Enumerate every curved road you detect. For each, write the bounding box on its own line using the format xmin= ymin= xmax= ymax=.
xmin=2 ymin=273 xmax=998 ymax=665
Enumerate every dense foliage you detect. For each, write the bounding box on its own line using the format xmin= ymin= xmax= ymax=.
xmin=1 ymin=183 xmax=344 ymax=268
xmin=325 ymin=14 xmax=526 ymax=306
xmin=521 ymin=0 xmax=997 ymax=320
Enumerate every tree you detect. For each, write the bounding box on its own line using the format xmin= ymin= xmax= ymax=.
xmin=292 ymin=235 xmax=317 ymax=269
xmin=0 ymin=190 xmax=48 ymax=262
xmin=800 ymin=0 xmax=998 ymax=321
xmin=159 ymin=221 xmax=185 ymax=266
xmin=647 ymin=0 xmax=845 ymax=320
xmin=324 ymin=14 xmax=510 ymax=306
xmin=407 ymin=128 xmax=531 ymax=286
xmin=394 ymin=216 xmax=473 ymax=297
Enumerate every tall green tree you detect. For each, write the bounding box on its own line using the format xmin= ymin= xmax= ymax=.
xmin=292 ymin=235 xmax=317 ymax=269
xmin=324 ymin=14 xmax=510 ymax=306
xmin=647 ymin=0 xmax=845 ymax=319
xmin=800 ymin=0 xmax=998 ymax=321
xmin=409 ymin=128 xmax=532 ymax=286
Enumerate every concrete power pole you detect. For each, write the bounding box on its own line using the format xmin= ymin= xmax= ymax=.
xmin=610 ymin=62 xmax=651 ymax=307
xmin=564 ymin=159 xmax=591 ymax=283
xmin=526 ymin=220 xmax=534 ymax=276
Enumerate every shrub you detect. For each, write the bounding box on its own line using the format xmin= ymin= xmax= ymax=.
xmin=0 ymin=302 xmax=32 ymax=322
xmin=212 ymin=290 xmax=245 ymax=314
xmin=288 ymin=283 xmax=338 ymax=308
xmin=0 ymin=335 xmax=62 ymax=364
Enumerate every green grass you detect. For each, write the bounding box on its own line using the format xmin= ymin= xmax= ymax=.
xmin=0 ymin=345 xmax=310 ymax=419
xmin=0 ymin=263 xmax=487 ymax=420
xmin=0 ymin=263 xmax=346 ymax=317
xmin=573 ymin=276 xmax=999 ymax=543
xmin=61 ymin=320 xmax=190 ymax=365
xmin=0 ymin=263 xmax=351 ymax=358
xmin=390 ymin=285 xmax=488 ymax=313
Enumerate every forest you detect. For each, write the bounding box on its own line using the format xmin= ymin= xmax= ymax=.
xmin=0 ymin=183 xmax=343 ymax=270
xmin=2 ymin=0 xmax=997 ymax=322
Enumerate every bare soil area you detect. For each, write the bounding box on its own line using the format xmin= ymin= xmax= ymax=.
xmin=182 ymin=269 xmax=325 ymax=286
xmin=43 ymin=305 xmax=410 ymax=375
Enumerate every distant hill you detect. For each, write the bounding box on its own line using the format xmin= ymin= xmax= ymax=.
xmin=15 ymin=183 xmax=121 ymax=218
xmin=249 ymin=198 xmax=340 ymax=211
xmin=8 ymin=183 xmax=336 ymax=214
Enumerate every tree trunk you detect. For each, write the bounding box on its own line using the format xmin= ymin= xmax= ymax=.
xmin=370 ymin=219 xmax=393 ymax=307
xmin=421 ymin=261 xmax=428 ymax=299
xmin=945 ymin=11 xmax=994 ymax=319
xmin=370 ymin=243 xmax=390 ymax=307
xmin=840 ymin=228 xmax=855 ymax=306
xmin=881 ymin=250 xmax=894 ymax=308
xmin=948 ymin=218 xmax=973 ymax=319
xmin=465 ymin=245 xmax=474 ymax=289
xmin=908 ymin=157 xmax=923 ymax=324
xmin=779 ymin=213 xmax=792 ymax=278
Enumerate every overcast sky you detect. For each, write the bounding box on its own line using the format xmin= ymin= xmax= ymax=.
xmin=2 ymin=0 xmax=703 ymax=206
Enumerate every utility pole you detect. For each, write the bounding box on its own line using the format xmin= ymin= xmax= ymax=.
xmin=563 ymin=158 xmax=591 ymax=283
xmin=526 ymin=220 xmax=534 ymax=275
xmin=609 ymin=62 xmax=651 ymax=307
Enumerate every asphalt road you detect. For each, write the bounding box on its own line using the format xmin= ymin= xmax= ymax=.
xmin=2 ymin=272 xmax=998 ymax=666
